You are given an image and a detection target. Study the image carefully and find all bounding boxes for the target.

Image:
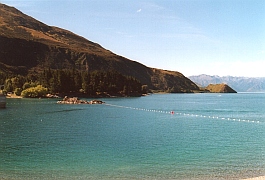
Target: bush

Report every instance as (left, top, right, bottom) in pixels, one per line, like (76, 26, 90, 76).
(14, 88, 22, 96)
(21, 85, 48, 98)
(22, 82, 31, 90)
(1, 89, 7, 95)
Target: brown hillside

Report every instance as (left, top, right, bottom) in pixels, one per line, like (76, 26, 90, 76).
(206, 83, 237, 93)
(0, 3, 199, 92)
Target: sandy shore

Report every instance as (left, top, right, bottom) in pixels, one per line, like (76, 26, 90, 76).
(6, 94, 22, 98)
(242, 176, 265, 180)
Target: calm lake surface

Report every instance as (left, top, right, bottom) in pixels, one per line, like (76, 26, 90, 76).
(1, 93, 265, 179)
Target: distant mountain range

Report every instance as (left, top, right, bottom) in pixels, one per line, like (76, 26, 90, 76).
(189, 74, 265, 92)
(0, 3, 199, 93)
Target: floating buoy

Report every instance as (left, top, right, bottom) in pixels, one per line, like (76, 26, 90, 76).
(104, 103, 262, 124)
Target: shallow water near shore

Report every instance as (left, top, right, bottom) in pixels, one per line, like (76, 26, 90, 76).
(1, 93, 265, 179)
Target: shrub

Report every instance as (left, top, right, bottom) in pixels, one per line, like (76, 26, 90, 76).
(21, 85, 48, 98)
(14, 88, 22, 96)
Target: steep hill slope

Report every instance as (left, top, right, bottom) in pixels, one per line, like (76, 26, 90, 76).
(0, 3, 199, 92)
(189, 74, 265, 92)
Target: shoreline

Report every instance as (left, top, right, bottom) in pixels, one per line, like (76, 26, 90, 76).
(242, 176, 265, 180)
(0, 175, 264, 180)
(4, 91, 144, 99)
(6, 95, 23, 98)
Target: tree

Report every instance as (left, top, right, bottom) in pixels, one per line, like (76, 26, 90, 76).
(0, 72, 7, 85)
(0, 69, 143, 97)
(14, 88, 22, 96)
(123, 85, 128, 95)
(4, 79, 13, 92)
(21, 85, 48, 98)
(11, 76, 25, 90)
(74, 71, 82, 91)
(23, 82, 31, 90)
(142, 85, 149, 94)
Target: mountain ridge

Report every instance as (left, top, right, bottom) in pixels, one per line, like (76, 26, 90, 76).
(189, 74, 265, 92)
(0, 3, 199, 93)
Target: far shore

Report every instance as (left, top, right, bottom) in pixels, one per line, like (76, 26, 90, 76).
(242, 176, 265, 180)
(4, 92, 144, 99)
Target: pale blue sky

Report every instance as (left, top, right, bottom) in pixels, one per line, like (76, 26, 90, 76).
(2, 0, 265, 77)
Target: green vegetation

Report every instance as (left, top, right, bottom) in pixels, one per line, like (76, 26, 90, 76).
(0, 70, 144, 97)
(21, 85, 48, 98)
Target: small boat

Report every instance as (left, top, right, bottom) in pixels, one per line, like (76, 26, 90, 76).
(0, 93, 6, 108)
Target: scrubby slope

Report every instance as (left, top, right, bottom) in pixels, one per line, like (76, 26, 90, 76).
(206, 83, 237, 93)
(0, 3, 199, 92)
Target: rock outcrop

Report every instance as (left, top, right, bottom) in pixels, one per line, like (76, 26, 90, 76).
(205, 83, 237, 93)
(57, 96, 104, 104)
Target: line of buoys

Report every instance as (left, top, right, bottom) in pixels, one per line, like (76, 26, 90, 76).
(6, 101, 262, 124)
(104, 103, 262, 124)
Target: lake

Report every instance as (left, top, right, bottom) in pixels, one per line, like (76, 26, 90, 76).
(1, 93, 265, 179)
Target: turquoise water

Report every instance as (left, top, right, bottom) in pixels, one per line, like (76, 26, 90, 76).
(1, 93, 265, 179)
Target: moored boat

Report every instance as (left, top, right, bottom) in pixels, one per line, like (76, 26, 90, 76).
(0, 93, 6, 108)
